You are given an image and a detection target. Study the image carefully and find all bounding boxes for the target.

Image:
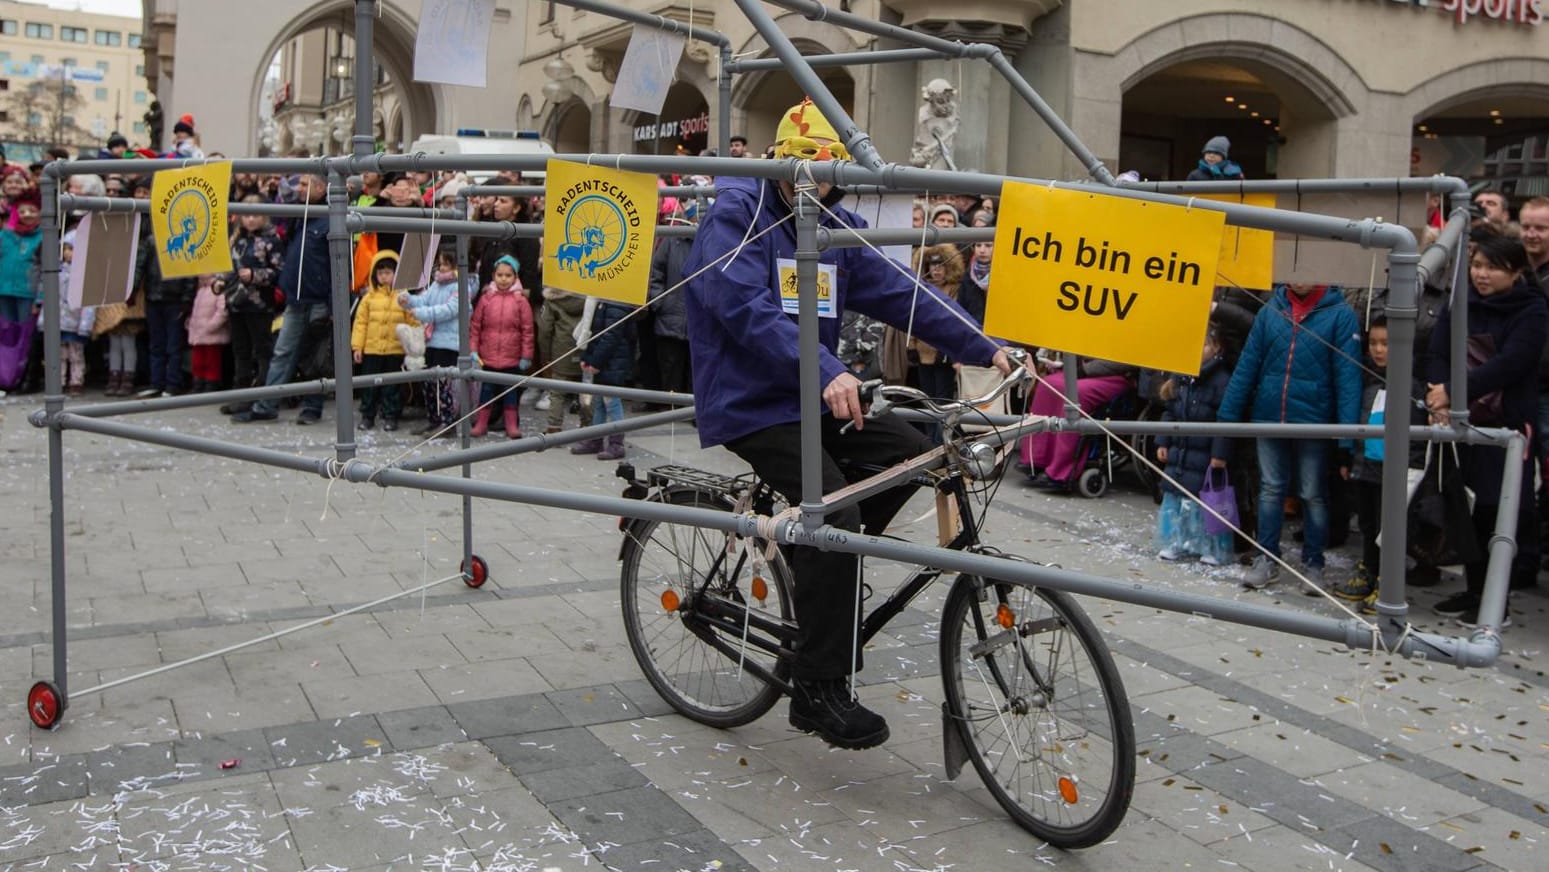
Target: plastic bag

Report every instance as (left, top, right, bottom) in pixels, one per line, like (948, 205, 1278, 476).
(1200, 466, 1239, 535)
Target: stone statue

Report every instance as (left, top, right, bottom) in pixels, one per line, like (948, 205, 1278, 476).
(910, 78, 959, 171)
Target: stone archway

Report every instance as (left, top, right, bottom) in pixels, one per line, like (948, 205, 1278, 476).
(245, 1, 442, 155)
(1087, 13, 1363, 179)
(1405, 59, 1549, 187)
(730, 14, 861, 154)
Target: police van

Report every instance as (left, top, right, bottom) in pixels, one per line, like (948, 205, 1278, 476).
(407, 129, 554, 181)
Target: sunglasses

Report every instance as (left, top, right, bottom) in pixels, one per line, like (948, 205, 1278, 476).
(775, 136, 850, 162)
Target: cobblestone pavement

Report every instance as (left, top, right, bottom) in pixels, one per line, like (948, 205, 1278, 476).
(1, 390, 1545, 871)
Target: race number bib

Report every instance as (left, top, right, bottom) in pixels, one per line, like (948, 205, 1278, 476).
(776, 258, 837, 318)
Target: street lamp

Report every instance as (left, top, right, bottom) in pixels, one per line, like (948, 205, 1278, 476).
(541, 55, 575, 145)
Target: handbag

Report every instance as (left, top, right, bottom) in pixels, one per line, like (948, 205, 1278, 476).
(0, 313, 37, 389)
(1199, 466, 1239, 535)
(1465, 334, 1505, 426)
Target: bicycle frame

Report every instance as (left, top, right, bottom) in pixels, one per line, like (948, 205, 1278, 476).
(642, 435, 1000, 695)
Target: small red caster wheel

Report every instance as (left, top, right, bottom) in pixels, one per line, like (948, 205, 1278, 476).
(461, 555, 489, 588)
(28, 681, 64, 730)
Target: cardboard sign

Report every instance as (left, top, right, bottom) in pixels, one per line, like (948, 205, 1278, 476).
(150, 162, 233, 279)
(68, 212, 139, 307)
(1200, 192, 1276, 291)
(611, 25, 684, 115)
(984, 183, 1223, 375)
(542, 160, 657, 304)
(396, 232, 441, 290)
(413, 0, 495, 88)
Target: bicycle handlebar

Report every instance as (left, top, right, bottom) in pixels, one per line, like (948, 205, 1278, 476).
(859, 347, 1030, 425)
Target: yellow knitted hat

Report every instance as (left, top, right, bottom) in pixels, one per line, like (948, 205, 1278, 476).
(773, 98, 848, 160)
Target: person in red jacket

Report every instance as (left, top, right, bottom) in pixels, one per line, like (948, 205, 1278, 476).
(469, 255, 535, 438)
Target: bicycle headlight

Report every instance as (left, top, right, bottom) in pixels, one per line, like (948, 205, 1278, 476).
(959, 442, 1000, 481)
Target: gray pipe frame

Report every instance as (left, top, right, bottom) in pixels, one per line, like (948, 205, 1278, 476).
(46, 156, 329, 179)
(58, 194, 460, 221)
(461, 185, 716, 199)
(351, 0, 375, 160)
(400, 407, 699, 474)
(39, 174, 69, 701)
(725, 47, 945, 73)
(314, 457, 1486, 667)
(1124, 176, 1472, 198)
(326, 172, 359, 460)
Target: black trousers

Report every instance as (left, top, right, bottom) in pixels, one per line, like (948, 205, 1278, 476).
(359, 353, 404, 417)
(726, 414, 932, 681)
(656, 337, 692, 396)
(1355, 479, 1381, 572)
(229, 311, 274, 389)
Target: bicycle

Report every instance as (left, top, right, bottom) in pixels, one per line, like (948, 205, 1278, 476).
(615, 363, 1137, 849)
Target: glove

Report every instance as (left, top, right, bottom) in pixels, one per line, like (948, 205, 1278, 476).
(518, 358, 532, 372)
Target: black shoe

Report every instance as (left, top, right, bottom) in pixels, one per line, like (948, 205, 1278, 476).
(358, 415, 376, 431)
(413, 421, 444, 436)
(788, 678, 889, 750)
(219, 401, 251, 415)
(231, 409, 278, 423)
(381, 417, 398, 432)
(1432, 592, 1477, 619)
(296, 411, 321, 425)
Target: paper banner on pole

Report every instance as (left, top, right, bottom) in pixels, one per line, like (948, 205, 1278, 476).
(542, 159, 656, 304)
(413, 0, 495, 88)
(846, 192, 916, 266)
(395, 233, 441, 290)
(610, 25, 684, 115)
(150, 162, 233, 279)
(68, 212, 140, 308)
(1199, 193, 1276, 291)
(984, 182, 1224, 375)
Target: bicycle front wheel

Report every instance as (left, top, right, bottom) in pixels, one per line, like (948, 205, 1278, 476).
(620, 491, 794, 728)
(940, 575, 1135, 848)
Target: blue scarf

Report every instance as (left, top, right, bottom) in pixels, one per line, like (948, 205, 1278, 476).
(1195, 158, 1243, 179)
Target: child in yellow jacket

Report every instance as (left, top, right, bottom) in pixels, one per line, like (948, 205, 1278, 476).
(350, 250, 418, 431)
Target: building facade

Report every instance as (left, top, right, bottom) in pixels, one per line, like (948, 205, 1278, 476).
(145, 2, 1547, 190)
(0, 0, 149, 159)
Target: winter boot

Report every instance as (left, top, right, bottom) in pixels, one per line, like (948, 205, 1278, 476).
(106, 370, 123, 396)
(503, 407, 521, 440)
(597, 434, 627, 461)
(570, 436, 604, 455)
(470, 406, 492, 437)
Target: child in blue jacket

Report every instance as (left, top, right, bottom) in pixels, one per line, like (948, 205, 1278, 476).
(1215, 284, 1362, 591)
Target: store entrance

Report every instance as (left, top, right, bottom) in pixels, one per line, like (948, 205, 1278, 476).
(1413, 93, 1549, 201)
(1120, 58, 1335, 182)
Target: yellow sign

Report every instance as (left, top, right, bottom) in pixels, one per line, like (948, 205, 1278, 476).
(542, 160, 657, 304)
(150, 162, 233, 278)
(984, 183, 1224, 375)
(1201, 193, 1276, 291)
(776, 259, 836, 318)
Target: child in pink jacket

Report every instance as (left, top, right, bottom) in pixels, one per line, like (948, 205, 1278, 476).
(469, 255, 534, 438)
(186, 274, 229, 393)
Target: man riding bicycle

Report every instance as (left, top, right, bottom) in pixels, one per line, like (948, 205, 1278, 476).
(683, 98, 1012, 749)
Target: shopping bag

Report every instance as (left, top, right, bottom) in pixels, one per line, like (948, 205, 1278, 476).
(0, 313, 37, 389)
(1199, 466, 1239, 535)
(957, 365, 1008, 434)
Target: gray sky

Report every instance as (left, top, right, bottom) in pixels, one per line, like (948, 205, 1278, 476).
(39, 0, 143, 19)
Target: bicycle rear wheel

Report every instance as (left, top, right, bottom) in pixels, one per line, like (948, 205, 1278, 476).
(620, 490, 794, 728)
(940, 575, 1135, 848)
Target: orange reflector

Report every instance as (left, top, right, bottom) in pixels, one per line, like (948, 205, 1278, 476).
(996, 604, 1015, 629)
(1058, 776, 1079, 804)
(751, 575, 768, 602)
(661, 589, 681, 612)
